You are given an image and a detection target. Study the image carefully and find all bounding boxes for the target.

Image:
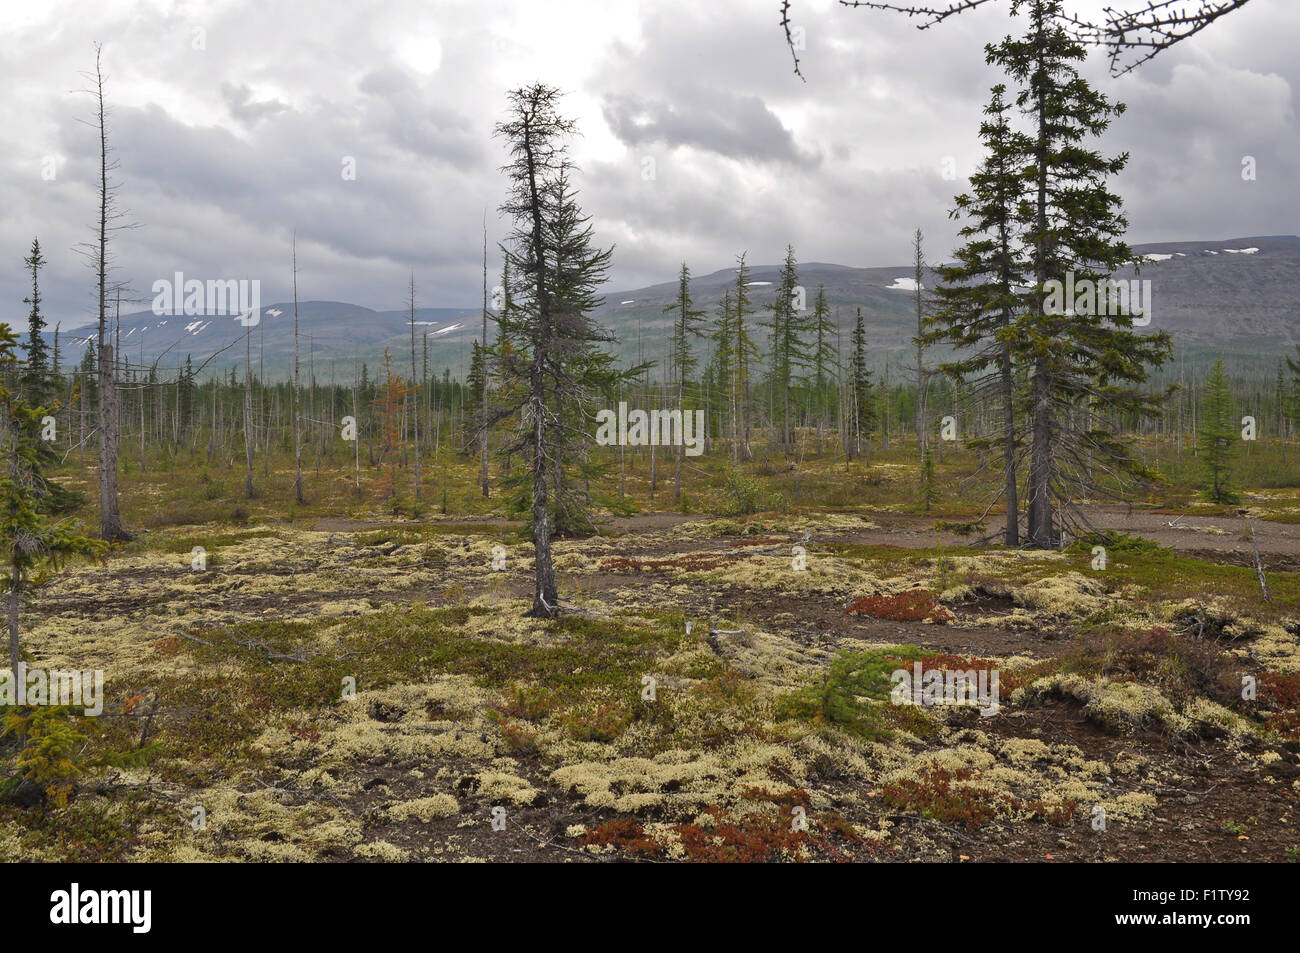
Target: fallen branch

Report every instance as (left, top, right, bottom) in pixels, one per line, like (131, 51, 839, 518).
(1245, 517, 1271, 604)
(176, 630, 312, 663)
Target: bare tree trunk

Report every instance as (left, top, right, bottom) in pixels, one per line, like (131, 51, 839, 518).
(913, 228, 927, 465)
(92, 46, 130, 541)
(1027, 364, 1054, 547)
(310, 336, 319, 477)
(352, 372, 361, 496)
(7, 575, 20, 687)
(244, 324, 255, 497)
(261, 316, 269, 479)
(675, 384, 683, 504)
(480, 220, 491, 498)
(1026, 74, 1053, 549)
(881, 359, 890, 451)
(408, 274, 421, 508)
(1000, 343, 1019, 546)
(292, 235, 304, 504)
(523, 127, 557, 618)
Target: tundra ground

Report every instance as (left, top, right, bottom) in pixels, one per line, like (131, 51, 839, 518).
(2, 442, 1297, 862)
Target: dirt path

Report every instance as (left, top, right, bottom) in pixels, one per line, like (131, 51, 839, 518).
(825, 505, 1300, 561)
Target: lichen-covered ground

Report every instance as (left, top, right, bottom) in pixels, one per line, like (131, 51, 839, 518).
(3, 503, 1298, 862)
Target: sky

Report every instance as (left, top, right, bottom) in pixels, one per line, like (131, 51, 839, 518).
(2, 0, 1296, 330)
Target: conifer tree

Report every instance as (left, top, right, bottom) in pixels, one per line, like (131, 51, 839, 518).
(1198, 357, 1238, 504)
(849, 307, 875, 459)
(0, 323, 102, 678)
(992, 0, 1172, 546)
(665, 262, 704, 502)
(928, 83, 1031, 545)
(21, 239, 52, 408)
(763, 245, 808, 457)
(911, 228, 930, 462)
(809, 285, 836, 455)
(709, 289, 735, 461)
(1286, 344, 1300, 436)
(491, 84, 630, 617)
(731, 253, 759, 463)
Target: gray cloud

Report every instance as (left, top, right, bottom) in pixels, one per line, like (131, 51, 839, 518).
(222, 83, 290, 125)
(601, 89, 814, 165)
(0, 0, 1295, 331)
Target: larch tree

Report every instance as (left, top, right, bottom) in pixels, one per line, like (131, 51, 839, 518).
(731, 253, 759, 463)
(491, 83, 626, 618)
(665, 262, 704, 502)
(709, 288, 736, 463)
(783, 0, 1254, 79)
(911, 228, 930, 462)
(243, 312, 255, 499)
(82, 44, 132, 541)
(291, 234, 304, 505)
(407, 273, 421, 508)
(479, 220, 491, 498)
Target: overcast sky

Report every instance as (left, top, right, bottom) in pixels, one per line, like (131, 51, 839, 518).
(3, 0, 1296, 330)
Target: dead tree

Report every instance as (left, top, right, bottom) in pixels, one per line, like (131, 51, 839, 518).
(80, 43, 133, 541)
(782, 0, 1254, 78)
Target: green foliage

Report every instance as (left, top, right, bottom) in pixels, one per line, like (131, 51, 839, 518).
(600, 492, 638, 518)
(1199, 357, 1240, 504)
(721, 470, 761, 516)
(983, 1, 1174, 544)
(21, 239, 53, 407)
(920, 448, 940, 511)
(849, 307, 875, 448)
(1067, 531, 1165, 556)
(0, 322, 105, 675)
(762, 245, 810, 456)
(2, 706, 87, 807)
(665, 261, 705, 395)
(776, 646, 928, 741)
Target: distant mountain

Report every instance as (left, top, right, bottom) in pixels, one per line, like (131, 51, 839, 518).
(53, 302, 484, 382)
(44, 235, 1300, 381)
(592, 235, 1300, 374)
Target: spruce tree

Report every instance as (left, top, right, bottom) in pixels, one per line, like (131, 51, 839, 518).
(991, 0, 1172, 546)
(731, 253, 759, 463)
(849, 307, 875, 459)
(1198, 358, 1238, 504)
(928, 83, 1032, 545)
(665, 262, 704, 502)
(0, 323, 102, 678)
(809, 285, 836, 455)
(21, 239, 52, 407)
(1286, 344, 1300, 436)
(710, 289, 736, 461)
(762, 245, 809, 458)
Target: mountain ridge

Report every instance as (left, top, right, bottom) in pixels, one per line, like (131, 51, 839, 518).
(38, 235, 1300, 380)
